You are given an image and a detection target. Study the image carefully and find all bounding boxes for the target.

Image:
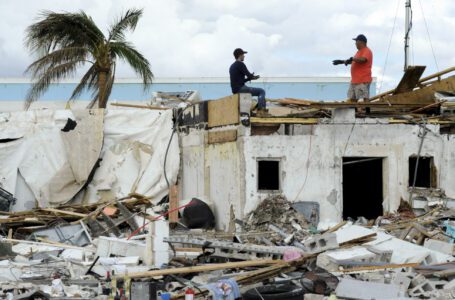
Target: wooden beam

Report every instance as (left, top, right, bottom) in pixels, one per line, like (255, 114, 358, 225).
(251, 117, 319, 124)
(168, 185, 179, 223)
(340, 262, 420, 273)
(110, 103, 170, 110)
(120, 259, 282, 279)
(40, 208, 87, 218)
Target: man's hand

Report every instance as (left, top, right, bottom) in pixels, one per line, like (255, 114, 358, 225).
(345, 57, 353, 65)
(332, 60, 345, 65)
(252, 74, 260, 80)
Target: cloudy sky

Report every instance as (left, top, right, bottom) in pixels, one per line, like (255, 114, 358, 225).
(0, 0, 454, 91)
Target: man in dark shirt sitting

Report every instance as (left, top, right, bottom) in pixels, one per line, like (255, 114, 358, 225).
(229, 48, 267, 115)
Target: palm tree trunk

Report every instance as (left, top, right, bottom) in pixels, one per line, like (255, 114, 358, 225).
(98, 71, 108, 108)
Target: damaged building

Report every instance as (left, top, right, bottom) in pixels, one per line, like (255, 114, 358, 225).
(179, 67, 455, 230)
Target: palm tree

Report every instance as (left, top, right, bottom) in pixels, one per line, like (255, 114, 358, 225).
(24, 9, 153, 109)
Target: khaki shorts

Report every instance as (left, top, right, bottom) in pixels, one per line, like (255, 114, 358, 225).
(348, 83, 370, 100)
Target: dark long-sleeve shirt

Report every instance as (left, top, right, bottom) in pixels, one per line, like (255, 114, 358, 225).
(229, 61, 254, 93)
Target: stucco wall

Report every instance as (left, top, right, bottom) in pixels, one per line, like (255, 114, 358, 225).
(179, 119, 455, 230)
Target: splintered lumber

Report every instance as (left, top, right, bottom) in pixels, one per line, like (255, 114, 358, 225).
(393, 66, 426, 94)
(250, 117, 319, 124)
(371, 66, 455, 101)
(3, 238, 96, 252)
(40, 208, 87, 218)
(340, 262, 421, 273)
(119, 259, 282, 279)
(410, 100, 447, 113)
(171, 253, 319, 299)
(434, 268, 455, 278)
(110, 103, 169, 110)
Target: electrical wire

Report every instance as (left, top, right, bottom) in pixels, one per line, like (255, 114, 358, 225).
(417, 0, 440, 72)
(379, 0, 401, 93)
(292, 125, 313, 202)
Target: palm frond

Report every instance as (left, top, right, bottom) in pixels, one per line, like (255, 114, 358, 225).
(108, 9, 143, 42)
(110, 41, 153, 88)
(25, 10, 104, 52)
(25, 61, 82, 109)
(69, 64, 98, 100)
(25, 47, 89, 78)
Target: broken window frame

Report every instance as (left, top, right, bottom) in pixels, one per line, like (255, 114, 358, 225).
(408, 156, 437, 189)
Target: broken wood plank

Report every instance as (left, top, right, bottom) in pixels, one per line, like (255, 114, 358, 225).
(340, 262, 420, 273)
(393, 66, 426, 94)
(4, 238, 96, 252)
(250, 117, 319, 124)
(110, 103, 170, 110)
(410, 100, 447, 114)
(207, 129, 237, 144)
(40, 208, 87, 218)
(121, 259, 282, 279)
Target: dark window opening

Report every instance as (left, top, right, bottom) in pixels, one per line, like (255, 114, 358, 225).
(258, 160, 280, 190)
(343, 157, 383, 220)
(409, 157, 435, 188)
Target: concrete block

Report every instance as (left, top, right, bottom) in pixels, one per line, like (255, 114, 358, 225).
(410, 274, 427, 287)
(444, 278, 455, 290)
(96, 237, 146, 260)
(331, 108, 355, 123)
(335, 278, 401, 300)
(424, 239, 453, 255)
(316, 246, 376, 272)
(367, 246, 393, 263)
(408, 280, 437, 298)
(239, 93, 253, 114)
(391, 273, 412, 294)
(153, 250, 170, 267)
(303, 232, 338, 253)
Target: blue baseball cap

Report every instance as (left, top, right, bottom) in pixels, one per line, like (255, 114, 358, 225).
(353, 34, 367, 43)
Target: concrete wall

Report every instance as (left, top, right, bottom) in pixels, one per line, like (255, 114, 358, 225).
(179, 113, 455, 230)
(180, 129, 244, 231)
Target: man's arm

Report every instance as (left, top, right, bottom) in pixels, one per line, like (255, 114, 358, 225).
(239, 62, 256, 82)
(353, 57, 367, 63)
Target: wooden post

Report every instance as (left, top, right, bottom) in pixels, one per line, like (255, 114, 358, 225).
(169, 185, 179, 224)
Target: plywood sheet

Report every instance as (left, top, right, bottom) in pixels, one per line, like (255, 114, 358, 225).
(208, 94, 239, 128)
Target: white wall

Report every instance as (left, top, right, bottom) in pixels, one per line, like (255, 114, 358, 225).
(179, 117, 455, 230)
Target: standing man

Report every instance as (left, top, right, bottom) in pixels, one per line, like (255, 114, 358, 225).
(229, 48, 268, 115)
(333, 34, 373, 112)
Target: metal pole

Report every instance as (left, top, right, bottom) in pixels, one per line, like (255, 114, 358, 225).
(404, 0, 411, 71)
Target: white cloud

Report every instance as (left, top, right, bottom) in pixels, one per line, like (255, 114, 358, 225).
(0, 0, 454, 92)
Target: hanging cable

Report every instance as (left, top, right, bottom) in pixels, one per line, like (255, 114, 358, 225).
(417, 0, 440, 72)
(379, 0, 400, 93)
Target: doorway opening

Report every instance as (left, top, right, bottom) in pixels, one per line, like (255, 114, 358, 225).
(342, 157, 383, 220)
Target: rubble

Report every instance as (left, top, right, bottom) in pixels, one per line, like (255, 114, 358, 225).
(1, 195, 455, 299)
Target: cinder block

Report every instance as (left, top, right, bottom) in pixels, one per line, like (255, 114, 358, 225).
(391, 273, 412, 295)
(316, 246, 376, 272)
(153, 250, 170, 267)
(408, 281, 436, 298)
(424, 239, 453, 255)
(96, 237, 146, 260)
(303, 232, 338, 253)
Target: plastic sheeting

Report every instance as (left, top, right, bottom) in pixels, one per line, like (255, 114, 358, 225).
(0, 109, 179, 208)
